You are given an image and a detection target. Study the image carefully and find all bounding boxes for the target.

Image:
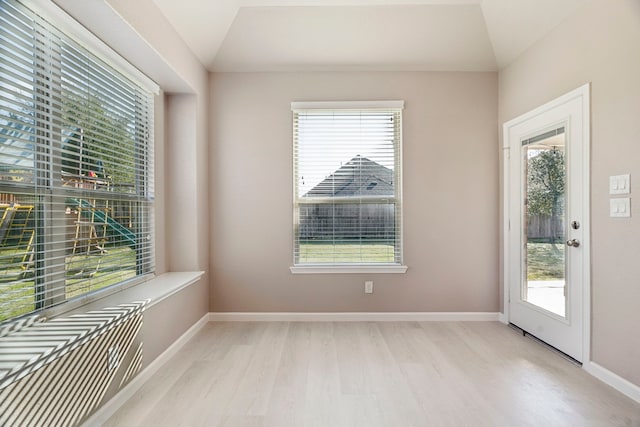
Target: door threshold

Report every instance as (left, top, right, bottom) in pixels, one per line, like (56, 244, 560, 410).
(509, 323, 582, 366)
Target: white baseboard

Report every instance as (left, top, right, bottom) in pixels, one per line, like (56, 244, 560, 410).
(584, 361, 640, 404)
(498, 312, 508, 324)
(208, 312, 500, 322)
(81, 312, 210, 427)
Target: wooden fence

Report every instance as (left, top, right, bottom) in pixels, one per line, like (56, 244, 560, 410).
(527, 214, 564, 240)
(299, 204, 395, 240)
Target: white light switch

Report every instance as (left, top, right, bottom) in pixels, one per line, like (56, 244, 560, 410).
(609, 174, 630, 195)
(610, 198, 631, 218)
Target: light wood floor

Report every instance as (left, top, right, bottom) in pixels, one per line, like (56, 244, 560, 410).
(104, 321, 640, 426)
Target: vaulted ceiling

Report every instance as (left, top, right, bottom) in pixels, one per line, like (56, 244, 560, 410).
(152, 0, 591, 72)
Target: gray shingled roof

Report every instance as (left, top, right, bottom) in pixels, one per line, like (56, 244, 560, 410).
(303, 155, 393, 198)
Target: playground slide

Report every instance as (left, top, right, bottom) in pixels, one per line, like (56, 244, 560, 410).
(65, 198, 136, 249)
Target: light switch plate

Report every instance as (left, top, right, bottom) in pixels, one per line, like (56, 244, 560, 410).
(610, 198, 631, 218)
(609, 174, 630, 195)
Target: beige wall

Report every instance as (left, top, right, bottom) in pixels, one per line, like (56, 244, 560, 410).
(499, 0, 640, 386)
(210, 71, 499, 312)
(57, 0, 210, 374)
(104, 0, 211, 277)
(103, 0, 210, 364)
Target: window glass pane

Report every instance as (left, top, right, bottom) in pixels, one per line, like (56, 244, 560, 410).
(63, 195, 140, 296)
(0, 111, 35, 185)
(293, 106, 402, 265)
(60, 39, 140, 191)
(0, 43, 36, 184)
(523, 131, 567, 317)
(296, 111, 396, 198)
(298, 202, 396, 263)
(0, 192, 36, 321)
(0, 0, 154, 324)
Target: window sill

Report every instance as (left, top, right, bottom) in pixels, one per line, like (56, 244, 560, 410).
(40, 271, 205, 321)
(69, 271, 205, 313)
(290, 265, 408, 274)
(0, 271, 204, 389)
(111, 271, 205, 308)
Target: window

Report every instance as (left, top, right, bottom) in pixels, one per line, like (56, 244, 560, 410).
(292, 101, 405, 271)
(0, 0, 155, 323)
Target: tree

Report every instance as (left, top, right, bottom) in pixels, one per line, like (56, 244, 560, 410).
(527, 148, 565, 244)
(62, 92, 137, 190)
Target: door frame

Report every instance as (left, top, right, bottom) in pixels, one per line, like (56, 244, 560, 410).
(502, 83, 591, 364)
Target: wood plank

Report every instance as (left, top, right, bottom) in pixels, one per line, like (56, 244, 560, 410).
(105, 322, 640, 426)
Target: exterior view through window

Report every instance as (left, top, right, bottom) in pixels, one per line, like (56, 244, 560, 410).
(292, 101, 403, 265)
(523, 128, 566, 316)
(0, 0, 155, 323)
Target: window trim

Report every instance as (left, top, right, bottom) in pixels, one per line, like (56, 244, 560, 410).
(290, 265, 408, 274)
(290, 100, 407, 273)
(291, 100, 405, 111)
(29, 0, 159, 95)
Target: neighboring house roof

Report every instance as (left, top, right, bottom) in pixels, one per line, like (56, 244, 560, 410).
(303, 155, 393, 198)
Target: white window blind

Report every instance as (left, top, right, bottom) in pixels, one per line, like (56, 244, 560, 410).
(0, 0, 155, 323)
(292, 101, 403, 266)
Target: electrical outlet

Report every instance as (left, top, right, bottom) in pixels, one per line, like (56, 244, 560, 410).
(107, 345, 120, 372)
(365, 281, 373, 294)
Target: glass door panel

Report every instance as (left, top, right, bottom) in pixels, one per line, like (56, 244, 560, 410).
(522, 129, 566, 317)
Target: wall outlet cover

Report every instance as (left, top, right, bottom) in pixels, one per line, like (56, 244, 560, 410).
(365, 281, 373, 294)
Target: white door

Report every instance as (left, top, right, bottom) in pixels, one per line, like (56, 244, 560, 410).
(503, 85, 590, 362)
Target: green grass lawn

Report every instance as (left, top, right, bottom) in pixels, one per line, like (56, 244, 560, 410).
(527, 242, 565, 280)
(299, 243, 395, 263)
(300, 242, 564, 278)
(0, 246, 136, 322)
(1, 242, 560, 322)
(0, 278, 35, 321)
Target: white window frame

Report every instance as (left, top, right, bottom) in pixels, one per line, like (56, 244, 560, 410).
(290, 101, 407, 274)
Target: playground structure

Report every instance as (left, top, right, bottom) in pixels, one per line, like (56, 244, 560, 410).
(0, 204, 35, 278)
(63, 172, 136, 251)
(0, 120, 142, 305)
(0, 176, 137, 280)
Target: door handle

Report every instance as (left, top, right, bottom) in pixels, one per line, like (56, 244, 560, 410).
(566, 239, 580, 248)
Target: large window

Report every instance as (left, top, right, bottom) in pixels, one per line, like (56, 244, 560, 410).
(0, 0, 155, 322)
(292, 101, 403, 268)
